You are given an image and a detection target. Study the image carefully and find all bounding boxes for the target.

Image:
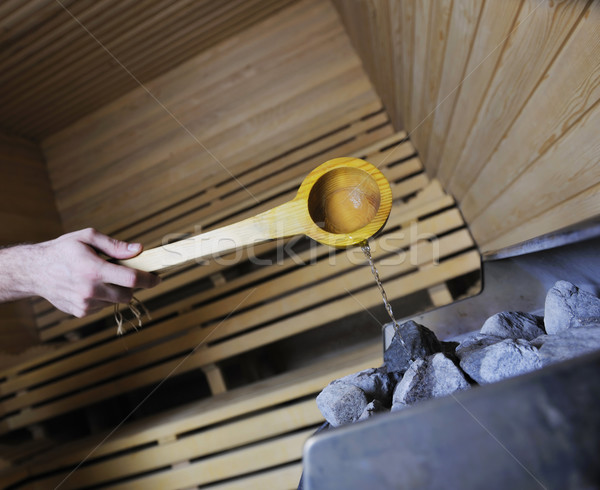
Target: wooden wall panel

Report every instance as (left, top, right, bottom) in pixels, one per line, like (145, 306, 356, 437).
(461, 4, 600, 226)
(411, 0, 452, 164)
(0, 0, 297, 139)
(0, 133, 62, 245)
(0, 132, 62, 353)
(42, 0, 382, 236)
(424, 0, 482, 173)
(446, 0, 587, 200)
(436, 0, 521, 185)
(408, 0, 431, 146)
(335, 0, 600, 255)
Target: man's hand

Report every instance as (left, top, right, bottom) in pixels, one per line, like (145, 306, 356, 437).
(0, 228, 161, 318)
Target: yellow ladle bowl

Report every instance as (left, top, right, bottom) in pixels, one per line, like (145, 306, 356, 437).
(120, 157, 392, 273)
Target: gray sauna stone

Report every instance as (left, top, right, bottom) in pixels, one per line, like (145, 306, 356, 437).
(384, 320, 442, 373)
(316, 382, 368, 427)
(391, 353, 470, 411)
(480, 311, 545, 341)
(459, 338, 541, 385)
(539, 327, 600, 366)
(544, 281, 600, 334)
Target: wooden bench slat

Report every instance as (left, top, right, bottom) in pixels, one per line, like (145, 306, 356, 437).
(30, 399, 321, 488)
(109, 428, 313, 490)
(35, 120, 398, 335)
(2, 342, 382, 487)
(2, 224, 469, 413)
(2, 249, 478, 431)
(35, 137, 417, 338)
(0, 196, 458, 399)
(0, 180, 452, 392)
(203, 463, 303, 490)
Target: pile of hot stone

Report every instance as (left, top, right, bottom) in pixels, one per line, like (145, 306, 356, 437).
(316, 280, 600, 427)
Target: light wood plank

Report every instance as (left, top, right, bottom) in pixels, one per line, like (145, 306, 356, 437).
(0, 0, 299, 138)
(425, 0, 483, 173)
(436, 0, 522, 184)
(408, 0, 432, 143)
(398, 0, 415, 129)
(108, 429, 313, 490)
(413, 0, 452, 165)
(2, 208, 465, 405)
(29, 399, 320, 488)
(204, 463, 303, 490)
(18, 342, 382, 478)
(480, 182, 600, 255)
(2, 250, 478, 431)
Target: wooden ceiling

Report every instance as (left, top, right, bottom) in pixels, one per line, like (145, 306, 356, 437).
(0, 0, 297, 140)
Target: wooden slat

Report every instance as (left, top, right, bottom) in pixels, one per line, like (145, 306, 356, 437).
(204, 463, 303, 490)
(337, 0, 599, 255)
(40, 1, 375, 234)
(407, 0, 431, 148)
(37, 163, 423, 344)
(33, 112, 392, 330)
(28, 399, 321, 488)
(108, 429, 312, 490)
(16, 187, 451, 391)
(2, 197, 461, 405)
(1, 249, 478, 432)
(1, 342, 382, 487)
(42, 1, 333, 167)
(18, 147, 451, 375)
(480, 182, 600, 256)
(435, 0, 522, 184)
(424, 0, 483, 173)
(398, 0, 415, 130)
(26, 0, 298, 137)
(412, 0, 452, 165)
(34, 118, 394, 335)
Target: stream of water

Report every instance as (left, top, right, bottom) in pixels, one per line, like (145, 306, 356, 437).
(361, 241, 410, 354)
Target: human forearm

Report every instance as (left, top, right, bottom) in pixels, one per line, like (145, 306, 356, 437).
(0, 229, 160, 317)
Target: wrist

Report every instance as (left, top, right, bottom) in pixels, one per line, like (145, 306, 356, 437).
(1, 243, 43, 298)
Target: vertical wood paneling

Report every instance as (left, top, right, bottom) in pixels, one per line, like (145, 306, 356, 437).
(425, 0, 483, 173)
(479, 182, 600, 255)
(413, 0, 452, 165)
(397, 0, 415, 129)
(408, 0, 432, 152)
(335, 0, 600, 254)
(436, 0, 522, 184)
(334, 0, 402, 127)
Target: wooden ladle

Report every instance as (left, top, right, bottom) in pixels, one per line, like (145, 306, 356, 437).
(119, 157, 392, 273)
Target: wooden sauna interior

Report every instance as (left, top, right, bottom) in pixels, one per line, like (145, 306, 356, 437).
(0, 0, 598, 487)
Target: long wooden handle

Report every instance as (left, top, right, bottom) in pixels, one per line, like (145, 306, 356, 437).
(118, 199, 308, 273)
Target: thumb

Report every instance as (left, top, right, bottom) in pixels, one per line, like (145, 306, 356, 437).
(79, 228, 143, 259)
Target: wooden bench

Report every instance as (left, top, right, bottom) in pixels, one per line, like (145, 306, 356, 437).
(0, 127, 480, 488)
(0, 341, 382, 489)
(0, 137, 479, 429)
